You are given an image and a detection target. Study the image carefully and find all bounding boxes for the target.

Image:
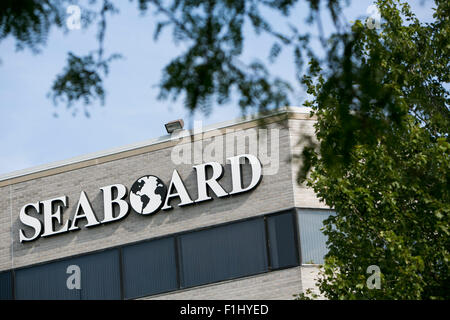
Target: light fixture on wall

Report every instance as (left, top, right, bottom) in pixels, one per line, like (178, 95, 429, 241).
(164, 119, 184, 134)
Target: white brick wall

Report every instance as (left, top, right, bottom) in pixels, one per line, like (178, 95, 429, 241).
(0, 186, 11, 271)
(1, 122, 298, 270)
(140, 266, 322, 300)
(288, 119, 329, 209)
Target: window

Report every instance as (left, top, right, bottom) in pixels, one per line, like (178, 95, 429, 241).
(8, 209, 307, 299)
(15, 249, 121, 300)
(267, 211, 299, 269)
(122, 237, 178, 299)
(297, 209, 334, 264)
(0, 271, 12, 300)
(178, 218, 268, 288)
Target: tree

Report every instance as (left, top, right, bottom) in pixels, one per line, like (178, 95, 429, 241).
(0, 0, 341, 114)
(1, 0, 448, 299)
(298, 0, 449, 299)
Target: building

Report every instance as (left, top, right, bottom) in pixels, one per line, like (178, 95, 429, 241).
(0, 107, 333, 300)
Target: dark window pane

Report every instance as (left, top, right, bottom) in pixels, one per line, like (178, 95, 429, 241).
(297, 209, 334, 264)
(15, 262, 80, 300)
(122, 237, 177, 299)
(76, 250, 121, 300)
(15, 249, 121, 300)
(178, 218, 268, 288)
(267, 212, 299, 269)
(0, 271, 13, 300)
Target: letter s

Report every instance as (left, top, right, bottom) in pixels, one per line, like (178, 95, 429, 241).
(19, 202, 42, 243)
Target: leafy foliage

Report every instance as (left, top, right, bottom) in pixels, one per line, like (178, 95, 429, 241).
(140, 0, 342, 114)
(0, 0, 342, 114)
(142, 0, 300, 115)
(49, 52, 121, 115)
(0, 0, 65, 53)
(48, 0, 120, 114)
(0, 0, 118, 113)
(300, 0, 449, 299)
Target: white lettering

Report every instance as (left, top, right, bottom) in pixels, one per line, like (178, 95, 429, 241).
(19, 202, 42, 242)
(69, 191, 100, 230)
(193, 161, 228, 202)
(41, 196, 70, 237)
(162, 169, 194, 210)
(100, 184, 129, 223)
(228, 154, 262, 195)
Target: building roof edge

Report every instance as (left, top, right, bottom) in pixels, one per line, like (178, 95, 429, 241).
(0, 106, 313, 184)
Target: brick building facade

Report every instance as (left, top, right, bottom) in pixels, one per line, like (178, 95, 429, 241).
(0, 107, 331, 300)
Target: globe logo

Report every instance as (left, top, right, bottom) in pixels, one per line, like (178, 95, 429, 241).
(129, 175, 167, 215)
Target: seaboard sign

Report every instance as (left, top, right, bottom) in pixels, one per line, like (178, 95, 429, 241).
(18, 154, 262, 243)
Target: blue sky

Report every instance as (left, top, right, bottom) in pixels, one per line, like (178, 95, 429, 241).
(0, 0, 435, 175)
